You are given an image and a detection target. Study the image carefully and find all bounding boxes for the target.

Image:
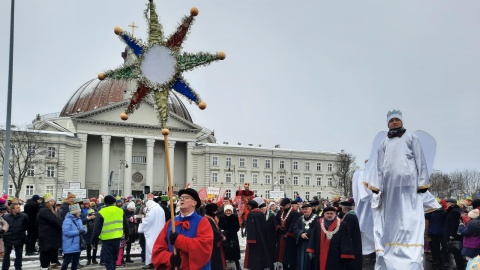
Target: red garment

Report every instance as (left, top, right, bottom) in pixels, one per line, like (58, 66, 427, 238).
(151, 218, 213, 269)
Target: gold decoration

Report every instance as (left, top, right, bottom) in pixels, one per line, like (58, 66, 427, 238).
(114, 26, 122, 35)
(190, 7, 199, 17)
(385, 243, 424, 248)
(120, 112, 129, 120)
(198, 101, 207, 110)
(161, 128, 169, 135)
(98, 73, 106, 80)
(217, 51, 226, 60)
(321, 217, 341, 240)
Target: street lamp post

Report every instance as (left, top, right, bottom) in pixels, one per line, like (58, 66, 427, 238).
(118, 160, 128, 196)
(3, 0, 16, 194)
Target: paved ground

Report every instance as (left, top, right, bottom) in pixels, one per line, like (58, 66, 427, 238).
(0, 240, 464, 269)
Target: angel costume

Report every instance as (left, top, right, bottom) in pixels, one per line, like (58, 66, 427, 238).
(138, 200, 165, 266)
(352, 169, 375, 255)
(364, 110, 440, 270)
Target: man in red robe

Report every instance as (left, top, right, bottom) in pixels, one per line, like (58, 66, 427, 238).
(152, 188, 213, 269)
(236, 183, 254, 235)
(306, 206, 355, 270)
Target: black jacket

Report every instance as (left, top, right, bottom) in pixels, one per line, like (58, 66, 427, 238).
(445, 205, 462, 241)
(23, 199, 40, 231)
(2, 212, 29, 246)
(37, 207, 63, 251)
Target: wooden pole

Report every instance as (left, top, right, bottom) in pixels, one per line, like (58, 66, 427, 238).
(162, 128, 178, 268)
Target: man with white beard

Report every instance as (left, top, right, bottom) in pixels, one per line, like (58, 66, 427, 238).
(138, 196, 165, 269)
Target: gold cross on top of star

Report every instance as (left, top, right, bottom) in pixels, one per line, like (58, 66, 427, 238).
(128, 22, 138, 37)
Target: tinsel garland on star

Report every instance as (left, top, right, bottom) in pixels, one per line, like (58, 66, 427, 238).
(97, 0, 225, 128)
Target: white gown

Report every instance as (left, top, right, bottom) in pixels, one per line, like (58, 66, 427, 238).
(138, 200, 165, 265)
(366, 131, 431, 270)
(352, 169, 375, 255)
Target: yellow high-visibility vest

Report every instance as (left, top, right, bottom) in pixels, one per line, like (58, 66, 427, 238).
(99, 206, 124, 240)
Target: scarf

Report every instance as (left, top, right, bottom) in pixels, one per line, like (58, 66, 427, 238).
(387, 127, 406, 138)
(324, 217, 334, 229)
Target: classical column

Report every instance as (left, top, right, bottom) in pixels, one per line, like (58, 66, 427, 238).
(101, 135, 111, 195)
(146, 139, 155, 191)
(77, 133, 88, 188)
(186, 142, 195, 186)
(124, 137, 134, 196)
(167, 140, 176, 186)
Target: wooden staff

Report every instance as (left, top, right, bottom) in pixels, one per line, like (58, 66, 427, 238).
(162, 128, 178, 268)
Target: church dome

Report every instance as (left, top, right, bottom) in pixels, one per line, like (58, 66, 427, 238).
(60, 78, 193, 122)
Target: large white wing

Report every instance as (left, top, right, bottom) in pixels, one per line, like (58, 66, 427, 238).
(413, 130, 436, 177)
(363, 131, 387, 187)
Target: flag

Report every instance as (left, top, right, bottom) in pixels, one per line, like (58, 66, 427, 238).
(197, 187, 207, 200)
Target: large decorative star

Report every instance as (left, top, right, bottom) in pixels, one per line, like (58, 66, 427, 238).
(98, 0, 225, 128)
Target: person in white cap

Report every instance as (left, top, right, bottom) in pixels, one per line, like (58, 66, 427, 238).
(363, 110, 432, 269)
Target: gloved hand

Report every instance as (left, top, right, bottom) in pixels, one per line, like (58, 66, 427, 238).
(417, 188, 428, 193)
(372, 189, 379, 194)
(280, 228, 287, 235)
(169, 232, 179, 245)
(170, 253, 182, 267)
(79, 229, 86, 235)
(308, 253, 313, 260)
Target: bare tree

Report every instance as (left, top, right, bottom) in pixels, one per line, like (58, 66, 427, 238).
(429, 172, 451, 198)
(0, 127, 48, 197)
(448, 169, 480, 199)
(330, 152, 357, 198)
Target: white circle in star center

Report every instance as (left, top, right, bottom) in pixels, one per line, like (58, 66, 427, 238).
(140, 45, 176, 85)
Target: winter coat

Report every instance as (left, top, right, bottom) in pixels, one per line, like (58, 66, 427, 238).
(124, 208, 137, 244)
(2, 212, 28, 246)
(37, 207, 63, 251)
(218, 214, 241, 261)
(23, 199, 40, 231)
(459, 218, 480, 258)
(62, 213, 84, 254)
(425, 209, 447, 236)
(445, 205, 463, 242)
(83, 217, 95, 245)
(0, 216, 9, 234)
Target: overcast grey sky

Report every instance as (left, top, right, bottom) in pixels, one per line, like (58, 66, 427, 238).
(1, 1, 479, 173)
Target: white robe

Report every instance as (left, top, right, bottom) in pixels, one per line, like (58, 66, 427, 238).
(367, 131, 429, 270)
(138, 200, 165, 265)
(352, 170, 375, 255)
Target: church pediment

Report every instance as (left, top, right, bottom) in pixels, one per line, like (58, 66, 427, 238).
(73, 100, 201, 130)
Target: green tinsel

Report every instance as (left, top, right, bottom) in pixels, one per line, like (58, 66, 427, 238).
(146, 0, 163, 45)
(178, 52, 218, 72)
(105, 63, 140, 80)
(154, 89, 169, 128)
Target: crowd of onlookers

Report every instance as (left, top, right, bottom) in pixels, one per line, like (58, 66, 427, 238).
(0, 192, 170, 270)
(425, 197, 480, 269)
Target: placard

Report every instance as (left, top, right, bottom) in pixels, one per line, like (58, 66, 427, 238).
(270, 191, 285, 199)
(68, 182, 81, 189)
(62, 188, 87, 199)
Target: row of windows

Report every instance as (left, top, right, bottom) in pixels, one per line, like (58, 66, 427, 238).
(14, 145, 57, 158)
(26, 165, 56, 177)
(211, 157, 333, 171)
(8, 184, 55, 197)
(220, 189, 323, 201)
(211, 172, 334, 186)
